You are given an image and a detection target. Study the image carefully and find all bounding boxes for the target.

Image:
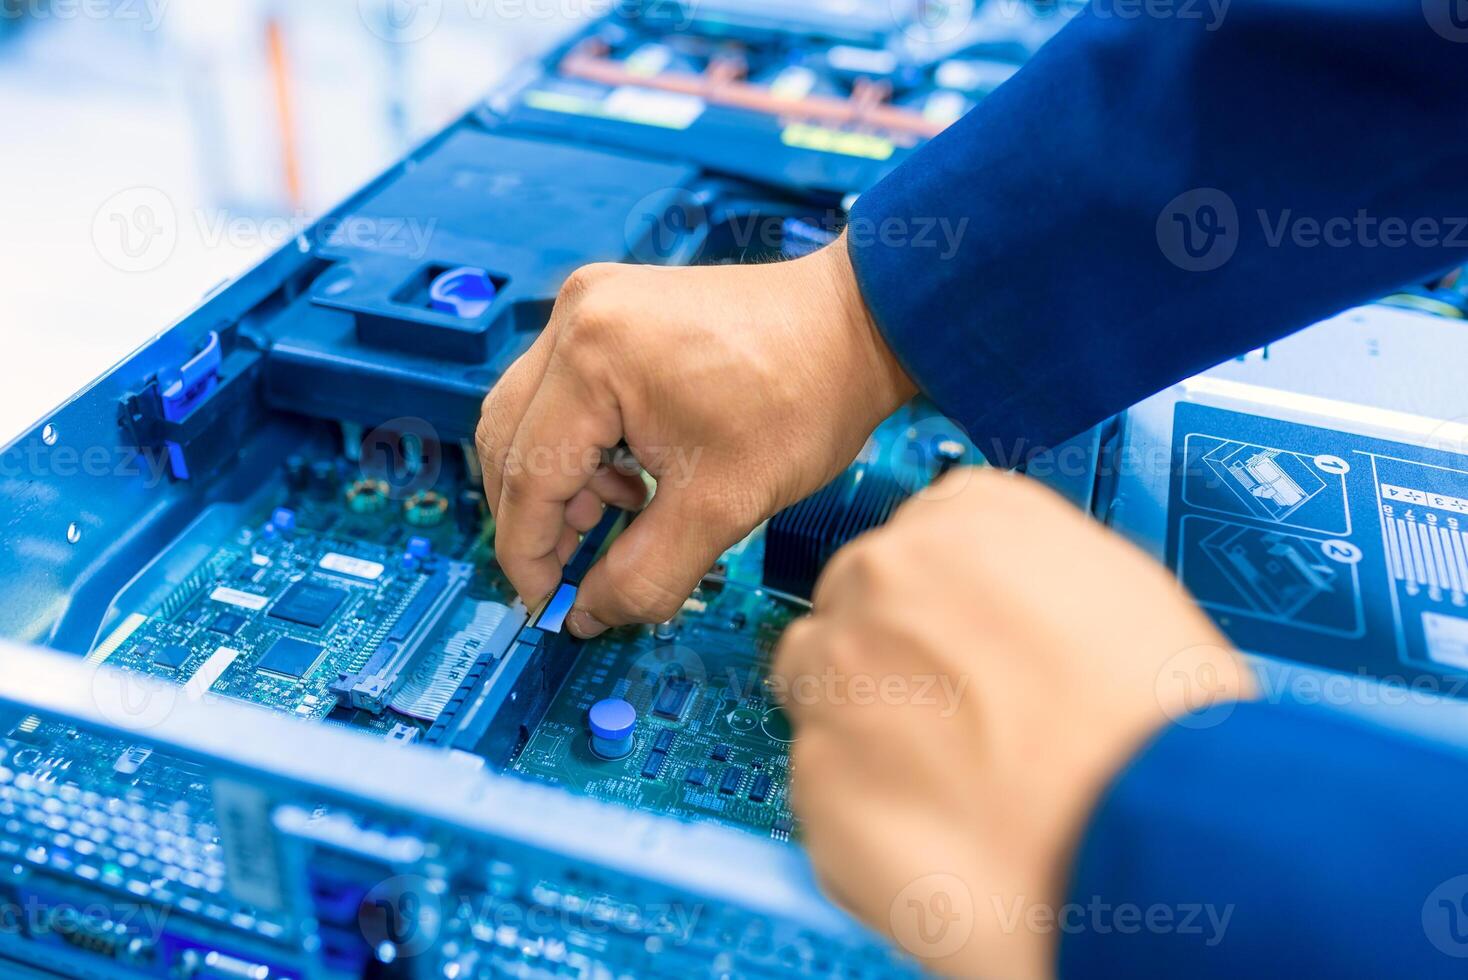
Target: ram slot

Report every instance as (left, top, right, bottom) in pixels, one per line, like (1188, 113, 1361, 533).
(330, 562, 473, 713)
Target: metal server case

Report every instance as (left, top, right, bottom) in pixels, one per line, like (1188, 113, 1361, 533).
(0, 3, 1081, 978)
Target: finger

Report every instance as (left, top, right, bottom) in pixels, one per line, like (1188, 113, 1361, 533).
(809, 528, 887, 613)
(495, 362, 623, 608)
(555, 525, 581, 566)
(770, 614, 819, 704)
(478, 327, 558, 521)
(565, 488, 605, 534)
(588, 464, 650, 511)
(566, 488, 747, 638)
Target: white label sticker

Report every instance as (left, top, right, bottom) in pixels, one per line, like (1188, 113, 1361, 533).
(604, 86, 705, 130)
(319, 553, 386, 581)
(185, 646, 241, 698)
(210, 587, 269, 611)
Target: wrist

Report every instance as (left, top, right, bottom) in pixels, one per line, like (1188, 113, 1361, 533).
(808, 232, 919, 419)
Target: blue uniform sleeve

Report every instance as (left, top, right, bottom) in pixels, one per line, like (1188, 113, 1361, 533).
(848, 0, 1468, 457)
(1058, 700, 1468, 978)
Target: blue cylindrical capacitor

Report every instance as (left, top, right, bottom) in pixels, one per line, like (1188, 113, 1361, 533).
(588, 698, 638, 760)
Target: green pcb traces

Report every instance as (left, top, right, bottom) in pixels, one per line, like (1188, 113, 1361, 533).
(511, 583, 804, 841)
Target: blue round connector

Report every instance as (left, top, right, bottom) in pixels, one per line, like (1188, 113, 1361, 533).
(588, 698, 637, 760)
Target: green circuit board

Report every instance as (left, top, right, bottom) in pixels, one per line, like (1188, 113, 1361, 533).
(85, 475, 513, 738)
(510, 573, 805, 841)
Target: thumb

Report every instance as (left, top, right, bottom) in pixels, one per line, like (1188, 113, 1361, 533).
(567, 488, 748, 638)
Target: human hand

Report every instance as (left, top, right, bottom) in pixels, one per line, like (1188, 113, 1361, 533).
(475, 235, 915, 637)
(772, 468, 1255, 978)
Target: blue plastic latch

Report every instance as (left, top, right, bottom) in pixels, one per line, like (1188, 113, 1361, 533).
(536, 583, 578, 634)
(159, 331, 223, 480)
(428, 267, 497, 319)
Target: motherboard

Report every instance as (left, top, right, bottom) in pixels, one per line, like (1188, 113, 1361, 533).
(0, 395, 971, 967)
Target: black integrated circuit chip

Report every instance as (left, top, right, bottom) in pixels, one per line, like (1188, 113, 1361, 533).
(269, 582, 347, 629)
(210, 613, 246, 636)
(718, 767, 745, 795)
(258, 637, 326, 679)
(652, 679, 694, 720)
(153, 644, 192, 670)
(641, 752, 666, 780)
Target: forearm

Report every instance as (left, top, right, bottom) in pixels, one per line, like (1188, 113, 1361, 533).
(1061, 700, 1468, 977)
(850, 0, 1468, 455)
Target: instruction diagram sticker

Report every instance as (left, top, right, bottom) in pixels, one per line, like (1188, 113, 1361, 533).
(1166, 402, 1468, 691)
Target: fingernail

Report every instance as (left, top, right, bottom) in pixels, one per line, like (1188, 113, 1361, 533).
(567, 608, 608, 639)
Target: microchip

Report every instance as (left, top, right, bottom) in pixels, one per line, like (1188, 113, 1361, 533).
(641, 751, 666, 780)
(652, 679, 694, 720)
(718, 767, 745, 795)
(153, 644, 192, 670)
(257, 637, 326, 680)
(269, 582, 346, 629)
(685, 766, 708, 787)
(210, 613, 246, 636)
(653, 729, 675, 752)
(773, 816, 795, 835)
(710, 743, 731, 762)
(749, 773, 773, 803)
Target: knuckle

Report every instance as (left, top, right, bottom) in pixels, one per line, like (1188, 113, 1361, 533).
(601, 555, 685, 623)
(772, 616, 815, 679)
(558, 263, 614, 302)
(821, 532, 895, 595)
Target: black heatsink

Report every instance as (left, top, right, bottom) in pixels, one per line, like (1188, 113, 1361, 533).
(762, 467, 909, 599)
